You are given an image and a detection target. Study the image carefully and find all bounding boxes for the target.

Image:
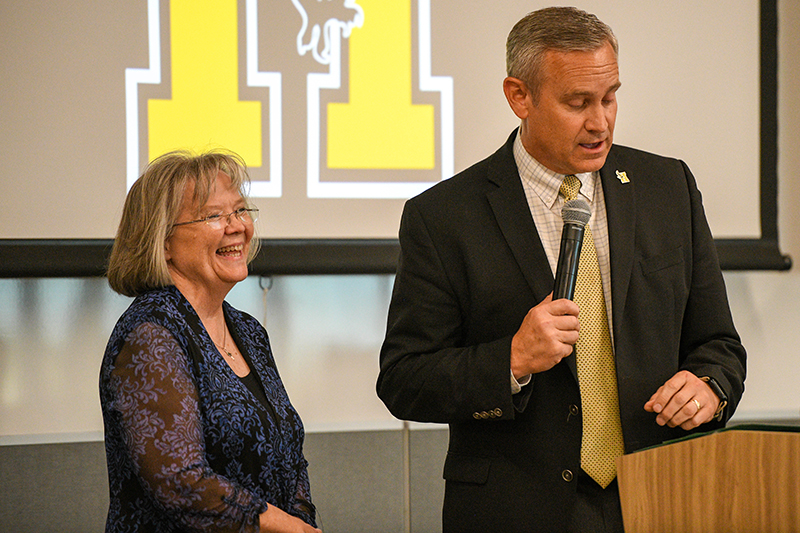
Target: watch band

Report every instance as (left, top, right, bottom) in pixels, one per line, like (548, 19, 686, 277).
(700, 376, 728, 421)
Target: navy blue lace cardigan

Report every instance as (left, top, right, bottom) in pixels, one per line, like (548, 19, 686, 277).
(99, 285, 316, 532)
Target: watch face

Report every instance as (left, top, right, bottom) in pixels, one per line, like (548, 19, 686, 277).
(704, 377, 727, 401)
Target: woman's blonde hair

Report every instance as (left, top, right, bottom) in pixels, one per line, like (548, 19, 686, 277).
(107, 149, 260, 297)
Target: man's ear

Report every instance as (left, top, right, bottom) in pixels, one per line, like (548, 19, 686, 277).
(503, 76, 532, 120)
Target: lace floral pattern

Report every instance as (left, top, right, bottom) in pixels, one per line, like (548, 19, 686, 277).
(100, 286, 316, 532)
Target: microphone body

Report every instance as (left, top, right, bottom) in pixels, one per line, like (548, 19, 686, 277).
(553, 199, 592, 300)
(553, 223, 585, 300)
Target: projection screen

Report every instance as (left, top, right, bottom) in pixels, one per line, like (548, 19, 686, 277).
(0, 0, 789, 275)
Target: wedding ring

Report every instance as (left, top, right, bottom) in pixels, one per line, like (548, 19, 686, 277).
(692, 399, 701, 411)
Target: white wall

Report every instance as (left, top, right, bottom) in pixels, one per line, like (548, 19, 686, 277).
(726, 0, 800, 421)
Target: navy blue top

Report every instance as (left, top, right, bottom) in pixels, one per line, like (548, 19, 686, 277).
(99, 285, 315, 532)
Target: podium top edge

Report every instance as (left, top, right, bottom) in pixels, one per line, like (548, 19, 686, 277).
(630, 423, 800, 455)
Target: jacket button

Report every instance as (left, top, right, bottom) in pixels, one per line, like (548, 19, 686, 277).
(569, 405, 579, 416)
(492, 408, 503, 418)
(473, 412, 481, 420)
(561, 470, 574, 482)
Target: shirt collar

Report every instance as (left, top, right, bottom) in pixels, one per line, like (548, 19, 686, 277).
(513, 130, 598, 207)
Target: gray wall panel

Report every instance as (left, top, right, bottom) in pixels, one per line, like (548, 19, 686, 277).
(0, 441, 108, 533)
(305, 430, 407, 533)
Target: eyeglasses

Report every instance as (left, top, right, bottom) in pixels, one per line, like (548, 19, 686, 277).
(172, 207, 259, 230)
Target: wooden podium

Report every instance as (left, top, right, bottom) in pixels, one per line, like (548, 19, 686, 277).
(617, 425, 800, 532)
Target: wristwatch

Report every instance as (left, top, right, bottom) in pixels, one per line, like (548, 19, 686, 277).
(700, 376, 728, 421)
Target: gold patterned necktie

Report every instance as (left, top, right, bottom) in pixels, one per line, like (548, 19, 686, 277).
(560, 175, 624, 488)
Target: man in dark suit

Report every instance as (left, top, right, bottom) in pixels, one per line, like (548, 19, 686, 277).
(377, 6, 746, 533)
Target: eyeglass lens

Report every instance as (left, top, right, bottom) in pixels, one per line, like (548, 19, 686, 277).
(206, 208, 259, 229)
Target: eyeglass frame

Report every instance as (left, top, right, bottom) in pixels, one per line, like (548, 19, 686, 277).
(172, 207, 259, 229)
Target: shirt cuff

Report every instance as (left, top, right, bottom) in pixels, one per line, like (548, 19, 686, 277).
(511, 370, 532, 394)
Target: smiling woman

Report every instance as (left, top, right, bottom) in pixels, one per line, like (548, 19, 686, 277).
(107, 151, 260, 298)
(100, 150, 321, 533)
(165, 170, 257, 308)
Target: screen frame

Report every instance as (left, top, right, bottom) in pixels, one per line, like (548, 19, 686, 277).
(0, 0, 790, 278)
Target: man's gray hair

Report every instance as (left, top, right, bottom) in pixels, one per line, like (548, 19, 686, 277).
(506, 7, 618, 101)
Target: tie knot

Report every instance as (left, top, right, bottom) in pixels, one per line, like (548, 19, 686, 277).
(560, 175, 582, 201)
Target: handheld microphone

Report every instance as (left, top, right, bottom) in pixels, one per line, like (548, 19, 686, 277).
(553, 199, 592, 300)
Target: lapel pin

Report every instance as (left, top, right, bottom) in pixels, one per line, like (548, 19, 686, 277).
(615, 170, 630, 183)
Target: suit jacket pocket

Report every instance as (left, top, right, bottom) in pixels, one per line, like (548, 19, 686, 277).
(639, 245, 684, 275)
(443, 453, 491, 485)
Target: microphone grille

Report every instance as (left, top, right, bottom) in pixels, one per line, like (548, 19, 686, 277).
(561, 198, 591, 226)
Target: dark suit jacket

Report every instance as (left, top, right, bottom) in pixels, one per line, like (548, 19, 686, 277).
(377, 130, 746, 532)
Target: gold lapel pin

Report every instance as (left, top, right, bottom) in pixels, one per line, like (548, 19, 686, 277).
(615, 170, 630, 183)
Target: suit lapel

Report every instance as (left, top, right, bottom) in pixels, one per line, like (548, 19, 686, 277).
(485, 133, 554, 303)
(600, 149, 636, 339)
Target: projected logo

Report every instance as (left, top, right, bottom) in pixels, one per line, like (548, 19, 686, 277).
(125, 0, 453, 199)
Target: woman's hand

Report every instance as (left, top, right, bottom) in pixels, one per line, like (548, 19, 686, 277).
(259, 505, 322, 533)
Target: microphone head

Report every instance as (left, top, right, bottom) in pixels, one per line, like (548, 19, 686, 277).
(561, 198, 591, 226)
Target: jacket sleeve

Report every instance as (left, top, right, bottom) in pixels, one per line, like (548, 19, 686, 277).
(677, 160, 747, 422)
(377, 200, 528, 424)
